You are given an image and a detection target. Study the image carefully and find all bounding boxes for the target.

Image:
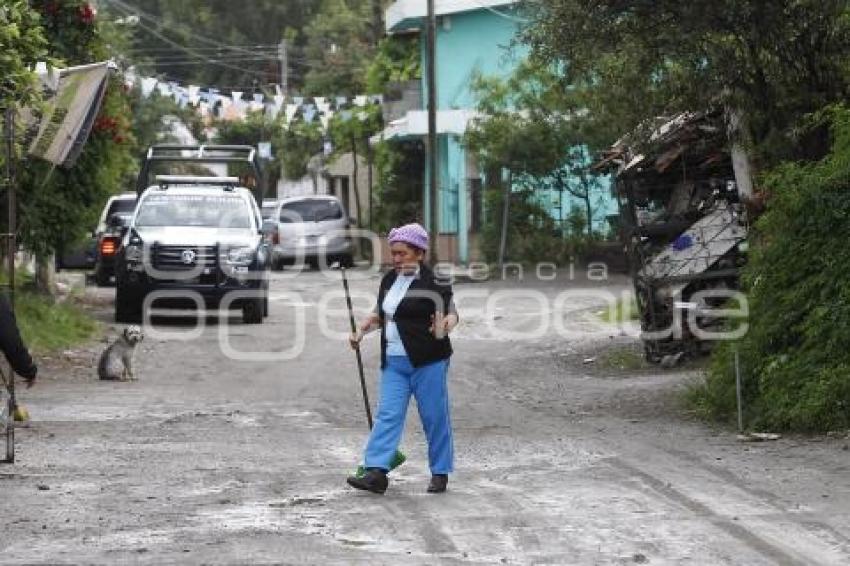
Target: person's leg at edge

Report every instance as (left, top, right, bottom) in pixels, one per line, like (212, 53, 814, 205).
(363, 356, 413, 472)
(412, 359, 454, 478)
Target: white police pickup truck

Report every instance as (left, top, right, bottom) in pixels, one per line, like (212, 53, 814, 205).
(114, 176, 271, 324)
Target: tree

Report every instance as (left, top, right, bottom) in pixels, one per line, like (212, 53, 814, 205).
(0, 1, 48, 111)
(370, 138, 425, 233)
(279, 119, 324, 181)
(365, 35, 420, 94)
(327, 105, 382, 227)
(213, 110, 283, 192)
(693, 106, 850, 431)
(128, 87, 206, 153)
(361, 33, 421, 232)
(522, 0, 850, 166)
(16, 1, 136, 291)
(466, 61, 608, 263)
(103, 0, 319, 91)
(301, 0, 377, 96)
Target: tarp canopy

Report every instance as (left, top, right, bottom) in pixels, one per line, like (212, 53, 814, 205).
(28, 61, 113, 167)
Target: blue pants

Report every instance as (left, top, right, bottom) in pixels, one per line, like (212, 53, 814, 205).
(364, 355, 454, 475)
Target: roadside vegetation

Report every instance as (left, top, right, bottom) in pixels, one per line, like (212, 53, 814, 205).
(599, 297, 639, 324)
(525, 1, 850, 432)
(689, 107, 850, 432)
(16, 292, 99, 354)
(0, 271, 98, 354)
(597, 346, 647, 372)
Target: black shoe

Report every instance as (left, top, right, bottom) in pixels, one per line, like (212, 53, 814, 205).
(347, 468, 388, 494)
(427, 474, 448, 493)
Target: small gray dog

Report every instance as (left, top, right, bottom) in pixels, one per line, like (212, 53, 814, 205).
(98, 326, 144, 381)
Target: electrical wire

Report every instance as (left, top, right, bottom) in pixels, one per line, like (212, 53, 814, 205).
(468, 0, 531, 24)
(124, 45, 280, 54)
(124, 48, 280, 59)
(136, 56, 317, 69)
(107, 2, 273, 78)
(135, 58, 279, 67)
(141, 69, 279, 92)
(131, 53, 280, 63)
(104, 0, 284, 59)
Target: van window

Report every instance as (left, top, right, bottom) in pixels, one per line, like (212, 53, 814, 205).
(279, 200, 343, 223)
(107, 197, 137, 218)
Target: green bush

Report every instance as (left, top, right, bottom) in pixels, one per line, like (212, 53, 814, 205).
(479, 186, 591, 265)
(691, 107, 850, 431)
(600, 297, 639, 323)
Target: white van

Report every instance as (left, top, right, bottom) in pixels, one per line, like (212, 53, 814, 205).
(266, 195, 354, 269)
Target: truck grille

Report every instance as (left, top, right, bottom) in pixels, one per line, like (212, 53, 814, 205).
(153, 245, 218, 271)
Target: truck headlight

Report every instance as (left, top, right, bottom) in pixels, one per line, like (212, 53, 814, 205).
(125, 244, 143, 263)
(224, 246, 255, 266)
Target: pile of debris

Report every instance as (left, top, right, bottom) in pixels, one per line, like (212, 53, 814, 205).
(595, 111, 750, 365)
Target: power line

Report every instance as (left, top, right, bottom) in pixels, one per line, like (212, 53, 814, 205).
(131, 53, 281, 63)
(135, 58, 280, 67)
(125, 47, 280, 57)
(108, 2, 272, 78)
(130, 53, 319, 69)
(142, 70, 278, 92)
(124, 45, 280, 53)
(104, 0, 282, 59)
(469, 1, 530, 23)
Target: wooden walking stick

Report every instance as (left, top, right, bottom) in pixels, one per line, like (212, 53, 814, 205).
(340, 266, 405, 476)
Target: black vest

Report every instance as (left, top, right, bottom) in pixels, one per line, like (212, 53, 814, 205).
(377, 263, 455, 369)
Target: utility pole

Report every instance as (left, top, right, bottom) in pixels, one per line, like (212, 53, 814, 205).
(371, 0, 384, 46)
(3, 107, 16, 464)
(367, 139, 374, 232)
(278, 39, 289, 97)
(3, 108, 15, 305)
(426, 0, 439, 265)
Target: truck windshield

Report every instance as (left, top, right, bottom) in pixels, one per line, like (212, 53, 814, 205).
(135, 194, 254, 229)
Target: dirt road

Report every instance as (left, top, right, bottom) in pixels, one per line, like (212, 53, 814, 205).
(1, 269, 848, 564)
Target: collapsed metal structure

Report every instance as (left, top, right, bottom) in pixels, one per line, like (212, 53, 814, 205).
(595, 111, 750, 363)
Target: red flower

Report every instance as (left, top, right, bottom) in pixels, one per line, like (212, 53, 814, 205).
(79, 3, 96, 25)
(94, 116, 119, 133)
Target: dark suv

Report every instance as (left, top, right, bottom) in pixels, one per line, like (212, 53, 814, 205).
(114, 176, 270, 324)
(93, 193, 138, 286)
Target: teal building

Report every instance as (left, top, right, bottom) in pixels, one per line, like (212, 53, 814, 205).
(379, 1, 615, 263)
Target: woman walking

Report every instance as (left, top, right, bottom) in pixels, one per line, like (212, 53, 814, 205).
(347, 223, 458, 494)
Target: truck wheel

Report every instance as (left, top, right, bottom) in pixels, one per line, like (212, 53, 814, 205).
(94, 266, 112, 287)
(242, 298, 264, 324)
